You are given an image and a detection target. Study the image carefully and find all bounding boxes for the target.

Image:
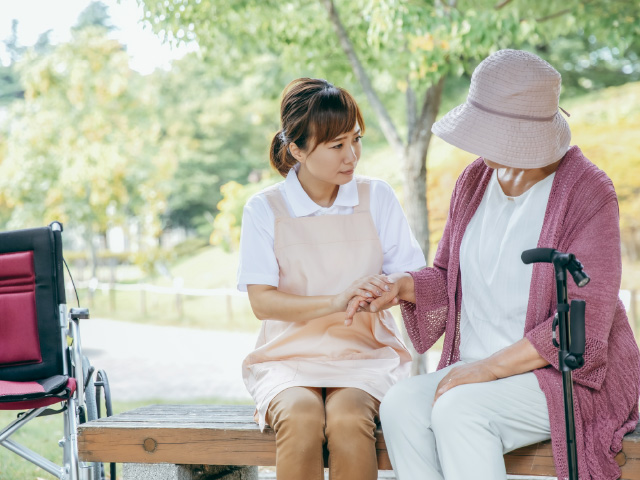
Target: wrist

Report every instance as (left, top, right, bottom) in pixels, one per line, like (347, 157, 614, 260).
(329, 294, 341, 315)
(482, 356, 508, 380)
(396, 273, 415, 303)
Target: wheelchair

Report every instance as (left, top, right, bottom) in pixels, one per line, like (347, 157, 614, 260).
(0, 222, 114, 480)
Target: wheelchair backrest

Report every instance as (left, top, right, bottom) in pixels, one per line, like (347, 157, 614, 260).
(0, 225, 66, 381)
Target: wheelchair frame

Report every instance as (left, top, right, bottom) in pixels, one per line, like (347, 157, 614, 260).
(0, 222, 110, 480)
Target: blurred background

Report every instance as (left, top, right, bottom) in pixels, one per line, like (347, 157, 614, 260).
(0, 1, 638, 477)
(1, 0, 638, 332)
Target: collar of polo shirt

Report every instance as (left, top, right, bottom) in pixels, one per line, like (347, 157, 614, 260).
(284, 164, 359, 217)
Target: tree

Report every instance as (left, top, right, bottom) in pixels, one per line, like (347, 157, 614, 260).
(0, 21, 55, 107)
(0, 27, 175, 276)
(137, 0, 638, 251)
(73, 1, 113, 32)
(0, 20, 26, 106)
(156, 54, 284, 234)
(138, 0, 639, 373)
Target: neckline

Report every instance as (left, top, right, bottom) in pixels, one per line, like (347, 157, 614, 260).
(492, 169, 556, 202)
(284, 166, 359, 217)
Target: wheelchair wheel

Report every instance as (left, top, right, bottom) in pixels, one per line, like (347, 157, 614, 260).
(82, 356, 104, 480)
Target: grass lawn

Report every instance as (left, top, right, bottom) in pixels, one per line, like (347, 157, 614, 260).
(0, 397, 251, 480)
(74, 247, 260, 331)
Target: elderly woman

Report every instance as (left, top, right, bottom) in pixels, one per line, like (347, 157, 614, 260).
(347, 49, 640, 480)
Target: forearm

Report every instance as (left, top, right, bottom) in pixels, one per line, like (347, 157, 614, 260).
(248, 286, 337, 322)
(483, 338, 549, 379)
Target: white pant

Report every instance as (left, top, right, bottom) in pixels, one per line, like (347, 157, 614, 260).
(380, 362, 551, 480)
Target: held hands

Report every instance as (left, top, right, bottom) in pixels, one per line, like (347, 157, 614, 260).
(333, 275, 396, 326)
(342, 273, 407, 326)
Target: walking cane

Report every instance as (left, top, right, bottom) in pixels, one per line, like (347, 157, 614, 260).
(522, 248, 589, 480)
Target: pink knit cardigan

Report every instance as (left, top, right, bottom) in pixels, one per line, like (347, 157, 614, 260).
(401, 146, 640, 479)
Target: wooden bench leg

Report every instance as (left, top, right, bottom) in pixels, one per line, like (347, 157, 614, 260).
(122, 464, 259, 480)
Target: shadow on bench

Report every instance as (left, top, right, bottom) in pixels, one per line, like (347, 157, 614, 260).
(78, 404, 640, 479)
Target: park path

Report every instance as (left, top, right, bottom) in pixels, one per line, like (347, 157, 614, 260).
(80, 318, 444, 403)
(81, 318, 256, 402)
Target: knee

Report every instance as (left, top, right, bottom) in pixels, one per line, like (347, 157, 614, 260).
(326, 391, 377, 440)
(380, 378, 424, 431)
(430, 388, 484, 437)
(272, 399, 325, 446)
(326, 408, 376, 441)
(281, 403, 324, 432)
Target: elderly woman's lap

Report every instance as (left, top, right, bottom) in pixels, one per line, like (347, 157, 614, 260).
(380, 363, 551, 480)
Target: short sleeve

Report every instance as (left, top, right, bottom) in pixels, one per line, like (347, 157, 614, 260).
(370, 180, 426, 274)
(236, 193, 280, 292)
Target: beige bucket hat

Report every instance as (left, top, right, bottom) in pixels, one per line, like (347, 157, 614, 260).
(432, 49, 571, 168)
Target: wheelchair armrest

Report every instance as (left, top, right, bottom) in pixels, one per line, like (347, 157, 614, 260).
(70, 308, 90, 320)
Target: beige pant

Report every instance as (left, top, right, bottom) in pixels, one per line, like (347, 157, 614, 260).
(266, 386, 380, 480)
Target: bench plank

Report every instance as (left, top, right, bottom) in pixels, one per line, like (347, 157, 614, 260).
(77, 404, 640, 478)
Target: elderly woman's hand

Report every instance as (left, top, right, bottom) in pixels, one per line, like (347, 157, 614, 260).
(345, 272, 416, 325)
(433, 361, 499, 405)
(336, 274, 395, 326)
(344, 273, 406, 325)
(433, 338, 549, 404)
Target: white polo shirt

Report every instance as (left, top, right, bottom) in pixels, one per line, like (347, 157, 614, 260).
(237, 166, 426, 291)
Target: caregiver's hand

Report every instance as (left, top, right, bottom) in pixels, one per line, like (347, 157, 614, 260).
(334, 275, 394, 325)
(345, 292, 399, 326)
(433, 361, 499, 405)
(344, 273, 408, 325)
(346, 272, 416, 322)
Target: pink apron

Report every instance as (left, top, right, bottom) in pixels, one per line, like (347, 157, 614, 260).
(242, 178, 411, 429)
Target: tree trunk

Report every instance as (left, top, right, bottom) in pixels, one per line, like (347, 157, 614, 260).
(404, 77, 446, 255)
(401, 77, 446, 375)
(85, 223, 98, 279)
(321, 0, 447, 375)
(321, 0, 404, 155)
(403, 144, 430, 258)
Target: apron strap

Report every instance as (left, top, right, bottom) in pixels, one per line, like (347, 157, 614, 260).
(354, 178, 371, 214)
(264, 185, 291, 219)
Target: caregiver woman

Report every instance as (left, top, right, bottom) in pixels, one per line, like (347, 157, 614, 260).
(349, 50, 640, 480)
(238, 78, 425, 480)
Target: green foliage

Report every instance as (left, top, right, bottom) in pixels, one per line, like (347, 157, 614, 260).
(0, 64, 23, 106)
(138, 0, 640, 258)
(0, 20, 28, 106)
(157, 53, 285, 233)
(73, 1, 113, 32)
(0, 27, 174, 244)
(563, 82, 640, 259)
(138, 0, 640, 119)
(2, 19, 53, 80)
(172, 236, 210, 259)
(211, 176, 278, 252)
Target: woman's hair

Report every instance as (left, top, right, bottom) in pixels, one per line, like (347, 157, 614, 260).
(270, 78, 366, 177)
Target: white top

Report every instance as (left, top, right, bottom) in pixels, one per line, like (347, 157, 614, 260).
(458, 169, 555, 362)
(237, 165, 426, 291)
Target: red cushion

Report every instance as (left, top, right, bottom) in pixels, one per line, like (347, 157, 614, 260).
(0, 251, 42, 366)
(0, 378, 76, 410)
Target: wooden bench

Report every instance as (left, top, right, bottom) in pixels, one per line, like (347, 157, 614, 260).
(77, 404, 640, 479)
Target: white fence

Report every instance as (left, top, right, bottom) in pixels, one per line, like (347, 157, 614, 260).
(68, 280, 247, 322)
(68, 281, 638, 329)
